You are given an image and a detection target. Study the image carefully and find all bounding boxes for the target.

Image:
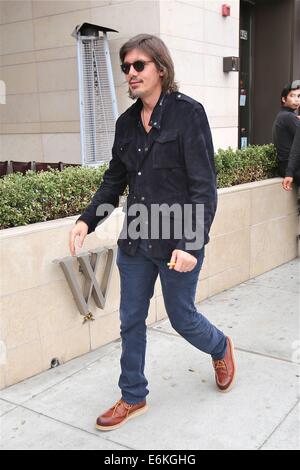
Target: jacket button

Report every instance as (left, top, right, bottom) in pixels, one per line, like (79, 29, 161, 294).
(138, 171, 142, 176)
(138, 148, 142, 152)
(128, 241, 132, 245)
(141, 196, 145, 201)
(148, 244, 152, 249)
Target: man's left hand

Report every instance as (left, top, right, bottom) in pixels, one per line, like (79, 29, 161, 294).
(168, 249, 198, 272)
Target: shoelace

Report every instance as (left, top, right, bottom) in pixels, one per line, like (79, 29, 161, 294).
(213, 360, 227, 371)
(112, 400, 133, 417)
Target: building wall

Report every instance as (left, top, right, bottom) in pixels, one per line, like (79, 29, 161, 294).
(159, 0, 239, 151)
(0, 0, 239, 165)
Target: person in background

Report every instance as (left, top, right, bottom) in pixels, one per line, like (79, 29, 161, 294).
(272, 80, 300, 189)
(282, 120, 300, 191)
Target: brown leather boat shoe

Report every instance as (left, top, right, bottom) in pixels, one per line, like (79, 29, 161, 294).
(212, 336, 237, 393)
(95, 399, 148, 431)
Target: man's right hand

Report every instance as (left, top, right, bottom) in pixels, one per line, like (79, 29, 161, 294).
(69, 221, 88, 256)
(282, 176, 293, 191)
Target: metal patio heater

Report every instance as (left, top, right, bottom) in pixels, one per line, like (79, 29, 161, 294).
(71, 23, 118, 166)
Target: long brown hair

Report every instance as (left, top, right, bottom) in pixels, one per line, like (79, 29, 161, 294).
(119, 34, 179, 97)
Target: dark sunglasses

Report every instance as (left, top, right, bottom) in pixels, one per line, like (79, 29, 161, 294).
(120, 60, 153, 75)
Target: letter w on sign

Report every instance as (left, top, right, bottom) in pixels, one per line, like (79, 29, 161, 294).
(53, 247, 116, 324)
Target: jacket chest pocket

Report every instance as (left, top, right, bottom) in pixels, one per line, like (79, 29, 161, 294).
(152, 130, 184, 169)
(116, 137, 136, 171)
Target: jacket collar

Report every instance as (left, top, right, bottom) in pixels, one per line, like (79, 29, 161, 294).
(130, 91, 169, 130)
(281, 106, 298, 113)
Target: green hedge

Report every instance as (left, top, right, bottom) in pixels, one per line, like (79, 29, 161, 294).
(0, 165, 108, 230)
(215, 143, 278, 188)
(0, 144, 278, 229)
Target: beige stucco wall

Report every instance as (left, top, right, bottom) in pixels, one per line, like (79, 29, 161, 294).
(0, 0, 239, 164)
(159, 0, 239, 151)
(0, 178, 298, 390)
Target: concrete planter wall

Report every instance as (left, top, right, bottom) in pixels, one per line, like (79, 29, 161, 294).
(0, 178, 298, 390)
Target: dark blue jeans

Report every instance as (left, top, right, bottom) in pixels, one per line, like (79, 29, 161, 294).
(116, 239, 227, 404)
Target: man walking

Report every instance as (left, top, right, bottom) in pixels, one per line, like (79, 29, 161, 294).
(69, 34, 236, 431)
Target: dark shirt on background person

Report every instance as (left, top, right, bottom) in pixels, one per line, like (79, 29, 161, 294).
(272, 107, 300, 176)
(287, 125, 300, 177)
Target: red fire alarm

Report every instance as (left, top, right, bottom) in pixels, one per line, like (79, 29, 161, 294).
(222, 4, 231, 17)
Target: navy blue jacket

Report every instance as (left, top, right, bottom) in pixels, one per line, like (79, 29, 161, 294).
(77, 91, 217, 259)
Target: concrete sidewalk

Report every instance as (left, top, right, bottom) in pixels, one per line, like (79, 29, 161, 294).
(1, 259, 299, 450)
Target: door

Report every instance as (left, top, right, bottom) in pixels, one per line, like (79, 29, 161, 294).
(239, 0, 254, 148)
